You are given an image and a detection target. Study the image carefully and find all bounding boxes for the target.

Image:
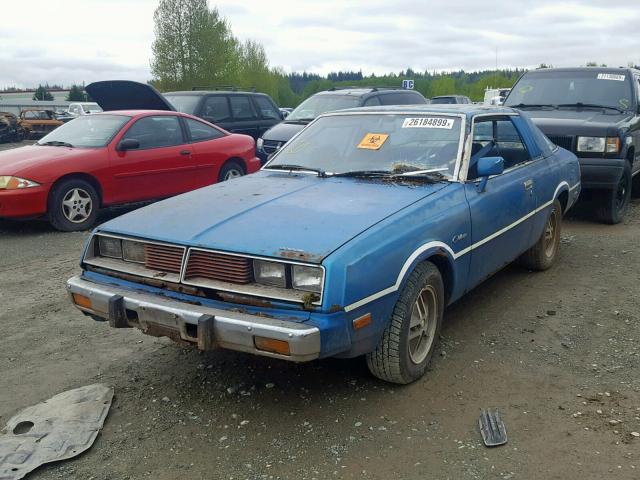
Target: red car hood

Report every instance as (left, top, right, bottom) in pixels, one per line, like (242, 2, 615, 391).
(0, 145, 100, 179)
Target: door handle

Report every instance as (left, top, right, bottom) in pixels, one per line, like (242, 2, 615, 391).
(523, 179, 534, 190)
(180, 150, 191, 156)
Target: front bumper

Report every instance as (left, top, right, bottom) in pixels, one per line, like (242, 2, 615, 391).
(66, 275, 321, 362)
(578, 157, 625, 189)
(0, 186, 49, 218)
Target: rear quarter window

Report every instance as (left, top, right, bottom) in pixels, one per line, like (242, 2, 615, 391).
(378, 92, 426, 105)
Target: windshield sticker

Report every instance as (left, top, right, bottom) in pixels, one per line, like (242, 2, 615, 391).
(619, 98, 630, 109)
(519, 85, 534, 94)
(357, 133, 389, 150)
(597, 73, 625, 81)
(402, 117, 454, 129)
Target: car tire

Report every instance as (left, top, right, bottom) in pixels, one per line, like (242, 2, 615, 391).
(48, 178, 99, 232)
(595, 161, 631, 224)
(218, 160, 245, 182)
(366, 261, 444, 384)
(519, 199, 562, 271)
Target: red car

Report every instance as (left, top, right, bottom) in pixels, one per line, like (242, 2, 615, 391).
(0, 97, 260, 231)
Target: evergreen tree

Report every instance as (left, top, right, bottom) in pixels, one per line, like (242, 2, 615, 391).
(32, 85, 53, 101)
(66, 84, 86, 101)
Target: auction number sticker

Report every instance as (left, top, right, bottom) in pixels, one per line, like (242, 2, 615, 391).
(402, 117, 454, 129)
(597, 73, 625, 81)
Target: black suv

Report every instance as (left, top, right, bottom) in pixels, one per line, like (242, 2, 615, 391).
(164, 89, 283, 140)
(257, 87, 427, 162)
(505, 67, 640, 223)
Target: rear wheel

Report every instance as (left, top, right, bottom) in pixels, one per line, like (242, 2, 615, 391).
(519, 199, 562, 271)
(48, 178, 99, 231)
(218, 160, 245, 182)
(595, 161, 631, 224)
(366, 261, 444, 384)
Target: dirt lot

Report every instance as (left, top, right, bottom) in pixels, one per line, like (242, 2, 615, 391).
(1, 139, 639, 479)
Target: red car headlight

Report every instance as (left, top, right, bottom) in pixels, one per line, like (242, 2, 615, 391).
(0, 176, 41, 190)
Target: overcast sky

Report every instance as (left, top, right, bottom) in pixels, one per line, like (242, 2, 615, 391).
(1, 0, 639, 88)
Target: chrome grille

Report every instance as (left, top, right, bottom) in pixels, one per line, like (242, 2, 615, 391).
(547, 135, 574, 152)
(184, 250, 253, 284)
(144, 244, 184, 274)
(262, 139, 282, 155)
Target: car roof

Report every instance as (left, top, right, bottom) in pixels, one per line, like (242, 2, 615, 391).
(165, 90, 269, 96)
(326, 104, 517, 119)
(90, 109, 181, 117)
(527, 66, 640, 74)
(312, 88, 421, 97)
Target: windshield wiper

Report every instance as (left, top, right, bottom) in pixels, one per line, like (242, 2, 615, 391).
(38, 140, 74, 147)
(331, 170, 391, 178)
(557, 103, 625, 113)
(509, 103, 558, 110)
(267, 164, 326, 177)
(396, 169, 448, 180)
(285, 118, 315, 124)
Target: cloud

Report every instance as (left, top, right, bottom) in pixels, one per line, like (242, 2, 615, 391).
(1, 0, 640, 87)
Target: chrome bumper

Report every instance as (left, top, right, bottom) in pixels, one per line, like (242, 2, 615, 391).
(66, 275, 321, 362)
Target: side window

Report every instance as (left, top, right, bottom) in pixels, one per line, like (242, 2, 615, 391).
(202, 96, 231, 123)
(122, 115, 184, 149)
(379, 92, 425, 105)
(185, 118, 225, 142)
(230, 95, 258, 120)
(70, 105, 79, 114)
(636, 77, 640, 104)
(253, 96, 280, 120)
(24, 111, 37, 119)
(363, 96, 381, 106)
(469, 117, 532, 178)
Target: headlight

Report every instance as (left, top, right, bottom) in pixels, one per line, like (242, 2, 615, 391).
(253, 260, 286, 288)
(0, 176, 41, 190)
(98, 236, 122, 259)
(577, 137, 605, 153)
(256, 138, 264, 151)
(122, 240, 145, 263)
(292, 265, 323, 293)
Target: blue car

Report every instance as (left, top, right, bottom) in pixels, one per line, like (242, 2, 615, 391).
(67, 105, 580, 384)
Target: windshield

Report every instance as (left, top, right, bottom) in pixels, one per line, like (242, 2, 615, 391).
(505, 70, 633, 111)
(286, 94, 362, 122)
(164, 94, 201, 114)
(267, 113, 462, 179)
(37, 114, 130, 148)
(431, 97, 456, 104)
(82, 103, 102, 113)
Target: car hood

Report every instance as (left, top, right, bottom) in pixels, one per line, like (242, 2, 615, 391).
(86, 80, 175, 112)
(0, 145, 97, 178)
(521, 109, 632, 136)
(98, 171, 448, 263)
(261, 121, 307, 143)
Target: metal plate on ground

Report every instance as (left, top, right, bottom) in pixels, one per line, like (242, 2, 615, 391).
(479, 408, 508, 447)
(0, 384, 113, 479)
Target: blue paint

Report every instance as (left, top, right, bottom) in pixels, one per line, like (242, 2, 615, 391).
(81, 105, 580, 360)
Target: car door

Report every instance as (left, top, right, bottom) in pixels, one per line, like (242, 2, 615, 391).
(109, 114, 196, 203)
(182, 116, 229, 187)
(464, 115, 538, 290)
(251, 95, 282, 137)
(632, 75, 640, 176)
(226, 94, 260, 139)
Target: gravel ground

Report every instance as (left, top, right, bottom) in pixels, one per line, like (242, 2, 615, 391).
(1, 139, 639, 479)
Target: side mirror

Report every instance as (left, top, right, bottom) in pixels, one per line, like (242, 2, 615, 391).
(117, 138, 140, 151)
(476, 156, 504, 193)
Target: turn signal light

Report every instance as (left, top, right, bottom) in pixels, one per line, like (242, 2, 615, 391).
(254, 336, 290, 355)
(353, 313, 372, 330)
(72, 293, 92, 309)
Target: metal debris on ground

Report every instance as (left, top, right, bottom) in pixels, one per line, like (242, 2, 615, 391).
(479, 408, 508, 447)
(0, 384, 113, 479)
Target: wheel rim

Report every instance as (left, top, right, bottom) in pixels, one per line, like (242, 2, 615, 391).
(615, 172, 629, 211)
(61, 188, 92, 223)
(543, 208, 558, 258)
(224, 168, 242, 181)
(408, 285, 438, 365)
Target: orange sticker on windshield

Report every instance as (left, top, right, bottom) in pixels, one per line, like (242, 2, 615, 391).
(357, 133, 389, 150)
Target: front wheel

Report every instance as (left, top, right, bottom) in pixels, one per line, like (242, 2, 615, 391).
(595, 161, 631, 224)
(218, 160, 245, 182)
(48, 178, 99, 231)
(366, 261, 444, 384)
(519, 199, 562, 271)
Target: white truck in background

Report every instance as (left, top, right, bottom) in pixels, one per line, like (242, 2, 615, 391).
(484, 87, 511, 106)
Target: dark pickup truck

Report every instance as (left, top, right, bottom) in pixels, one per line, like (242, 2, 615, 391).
(505, 67, 640, 223)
